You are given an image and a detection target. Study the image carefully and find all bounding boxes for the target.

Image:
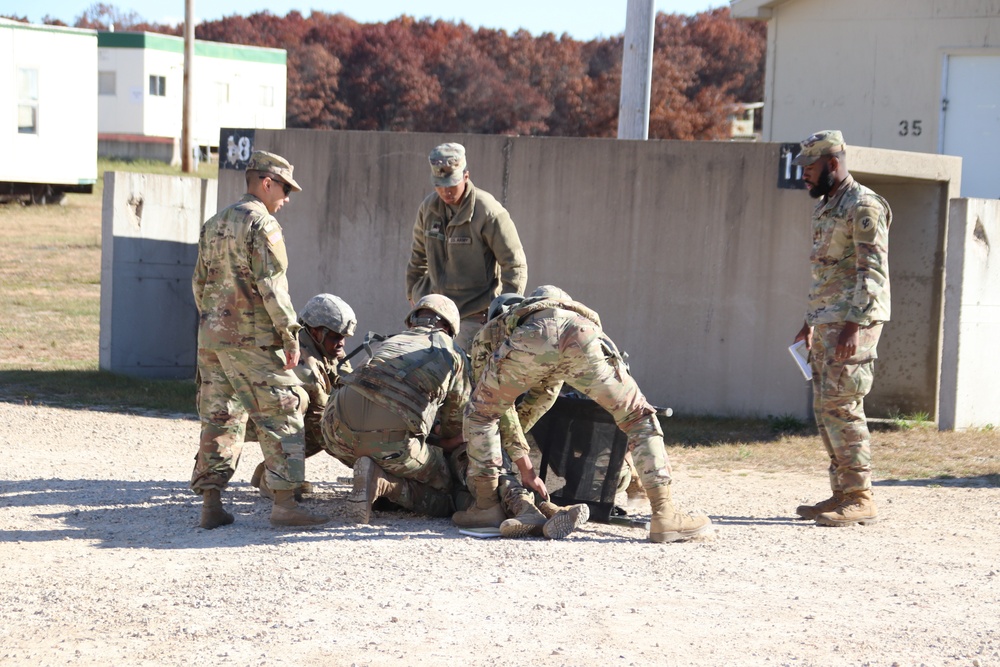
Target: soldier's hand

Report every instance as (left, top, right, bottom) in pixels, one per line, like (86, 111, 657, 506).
(835, 322, 860, 361)
(794, 322, 813, 350)
(283, 348, 300, 370)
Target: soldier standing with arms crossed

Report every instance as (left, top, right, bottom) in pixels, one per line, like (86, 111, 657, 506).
(791, 130, 892, 527)
(190, 150, 329, 530)
(405, 142, 528, 351)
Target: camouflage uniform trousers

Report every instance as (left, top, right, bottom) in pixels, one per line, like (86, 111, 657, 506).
(454, 311, 488, 352)
(191, 347, 307, 494)
(810, 322, 883, 493)
(465, 313, 671, 491)
(320, 385, 453, 494)
(448, 443, 536, 515)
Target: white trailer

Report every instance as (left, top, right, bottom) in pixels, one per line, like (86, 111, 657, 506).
(0, 19, 98, 204)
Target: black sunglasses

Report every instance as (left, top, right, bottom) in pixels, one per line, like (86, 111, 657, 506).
(260, 174, 291, 196)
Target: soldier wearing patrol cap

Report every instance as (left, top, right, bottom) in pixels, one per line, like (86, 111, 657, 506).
(190, 149, 330, 530)
(320, 294, 470, 524)
(405, 142, 528, 352)
(791, 130, 892, 527)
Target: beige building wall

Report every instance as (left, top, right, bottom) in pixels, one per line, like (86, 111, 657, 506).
(731, 0, 1000, 173)
(205, 130, 959, 422)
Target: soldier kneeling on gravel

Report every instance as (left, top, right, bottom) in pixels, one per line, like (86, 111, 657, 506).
(251, 293, 357, 501)
(462, 288, 712, 544)
(320, 294, 467, 524)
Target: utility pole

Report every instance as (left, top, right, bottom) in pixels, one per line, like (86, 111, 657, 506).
(617, 0, 655, 140)
(181, 0, 195, 172)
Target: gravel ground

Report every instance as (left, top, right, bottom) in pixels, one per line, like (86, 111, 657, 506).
(1, 401, 998, 667)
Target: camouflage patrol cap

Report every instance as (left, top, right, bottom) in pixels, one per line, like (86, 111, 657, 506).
(792, 130, 846, 167)
(246, 150, 303, 192)
(298, 293, 357, 337)
(428, 143, 467, 187)
(406, 294, 461, 337)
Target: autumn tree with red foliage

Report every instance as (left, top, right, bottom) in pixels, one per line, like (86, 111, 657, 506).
(50, 4, 764, 140)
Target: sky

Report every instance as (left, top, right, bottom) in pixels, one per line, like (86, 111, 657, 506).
(8, 1, 730, 41)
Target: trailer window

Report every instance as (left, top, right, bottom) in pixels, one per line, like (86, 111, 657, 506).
(99, 71, 116, 95)
(17, 68, 38, 134)
(149, 75, 166, 97)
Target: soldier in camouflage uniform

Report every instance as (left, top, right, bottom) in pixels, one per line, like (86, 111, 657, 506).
(250, 293, 357, 501)
(792, 130, 891, 527)
(320, 294, 468, 524)
(190, 150, 329, 529)
(452, 289, 590, 540)
(405, 142, 528, 351)
(462, 294, 712, 543)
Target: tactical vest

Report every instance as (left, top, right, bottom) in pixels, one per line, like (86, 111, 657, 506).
(344, 327, 461, 434)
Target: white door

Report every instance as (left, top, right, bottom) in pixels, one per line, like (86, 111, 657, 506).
(941, 54, 1000, 199)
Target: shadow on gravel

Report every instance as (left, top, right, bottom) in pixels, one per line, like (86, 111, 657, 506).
(0, 478, 654, 549)
(711, 515, 803, 526)
(875, 475, 1000, 488)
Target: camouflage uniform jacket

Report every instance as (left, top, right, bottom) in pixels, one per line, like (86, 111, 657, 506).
(342, 326, 470, 438)
(503, 298, 602, 338)
(469, 316, 531, 462)
(405, 180, 527, 318)
(192, 194, 300, 358)
(807, 176, 892, 326)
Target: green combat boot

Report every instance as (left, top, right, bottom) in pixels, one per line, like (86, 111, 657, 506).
(795, 491, 844, 520)
(499, 491, 548, 538)
(647, 484, 712, 543)
(452, 477, 506, 528)
(815, 489, 879, 527)
(538, 500, 590, 540)
(270, 489, 330, 528)
(200, 488, 234, 529)
(346, 457, 404, 524)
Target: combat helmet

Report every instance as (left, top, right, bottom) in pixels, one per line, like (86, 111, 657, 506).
(488, 293, 525, 321)
(298, 293, 357, 337)
(406, 294, 461, 337)
(529, 284, 571, 300)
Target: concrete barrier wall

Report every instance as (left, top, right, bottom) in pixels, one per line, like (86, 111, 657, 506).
(100, 171, 217, 379)
(939, 198, 1000, 430)
(204, 130, 960, 420)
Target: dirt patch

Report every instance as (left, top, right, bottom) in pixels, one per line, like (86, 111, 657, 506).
(1, 401, 997, 666)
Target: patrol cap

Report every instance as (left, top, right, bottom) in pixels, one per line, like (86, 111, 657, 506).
(428, 143, 467, 187)
(792, 130, 846, 167)
(246, 150, 303, 192)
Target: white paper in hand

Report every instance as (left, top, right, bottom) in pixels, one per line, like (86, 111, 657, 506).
(788, 340, 813, 381)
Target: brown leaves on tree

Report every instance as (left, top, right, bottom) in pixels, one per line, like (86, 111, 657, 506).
(59, 5, 764, 140)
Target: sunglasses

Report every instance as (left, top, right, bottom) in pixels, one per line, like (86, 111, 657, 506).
(260, 174, 291, 196)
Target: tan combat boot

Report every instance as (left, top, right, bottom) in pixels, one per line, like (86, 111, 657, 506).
(647, 484, 712, 543)
(346, 456, 405, 524)
(795, 491, 844, 520)
(452, 477, 506, 528)
(252, 462, 311, 502)
(815, 489, 878, 527)
(538, 500, 590, 540)
(270, 489, 331, 528)
(499, 491, 548, 538)
(200, 488, 234, 529)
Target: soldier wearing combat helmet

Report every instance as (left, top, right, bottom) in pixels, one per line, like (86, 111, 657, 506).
(320, 294, 470, 524)
(791, 130, 892, 527)
(250, 293, 358, 501)
(190, 149, 329, 530)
